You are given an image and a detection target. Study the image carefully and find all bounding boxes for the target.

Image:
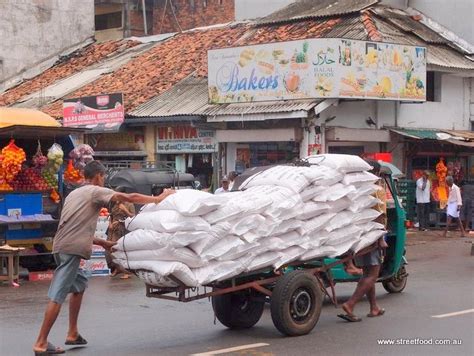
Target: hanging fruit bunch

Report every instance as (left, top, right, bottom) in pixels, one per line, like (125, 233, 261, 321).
(69, 144, 94, 170)
(50, 189, 61, 204)
(1, 139, 26, 182)
(64, 159, 84, 185)
(42, 143, 64, 190)
(11, 167, 49, 191)
(33, 141, 48, 170)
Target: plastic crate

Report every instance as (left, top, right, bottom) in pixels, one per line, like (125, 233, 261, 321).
(0, 193, 43, 216)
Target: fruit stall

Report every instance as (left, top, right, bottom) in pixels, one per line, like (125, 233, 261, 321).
(0, 108, 86, 270)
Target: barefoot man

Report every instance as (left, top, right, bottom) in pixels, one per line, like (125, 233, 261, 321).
(33, 161, 174, 355)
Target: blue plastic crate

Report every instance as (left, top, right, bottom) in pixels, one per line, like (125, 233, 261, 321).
(0, 193, 43, 216)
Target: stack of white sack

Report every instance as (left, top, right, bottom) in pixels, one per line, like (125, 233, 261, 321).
(113, 154, 387, 287)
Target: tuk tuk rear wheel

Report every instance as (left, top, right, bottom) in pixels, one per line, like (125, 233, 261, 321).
(382, 266, 408, 293)
(212, 290, 265, 329)
(270, 270, 323, 336)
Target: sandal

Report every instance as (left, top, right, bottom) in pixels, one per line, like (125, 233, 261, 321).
(367, 309, 385, 318)
(337, 313, 362, 322)
(65, 334, 88, 345)
(34, 342, 65, 355)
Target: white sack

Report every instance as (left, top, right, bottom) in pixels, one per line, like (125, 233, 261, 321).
(325, 225, 363, 246)
(114, 259, 198, 286)
(306, 154, 372, 173)
(228, 214, 266, 236)
(200, 235, 245, 261)
(210, 221, 232, 238)
(240, 166, 310, 193)
(304, 230, 330, 248)
(300, 184, 329, 202)
(353, 208, 382, 224)
(114, 230, 171, 251)
(307, 165, 344, 186)
(356, 221, 385, 233)
(113, 247, 206, 268)
(342, 171, 379, 186)
(217, 242, 260, 261)
(242, 215, 280, 242)
(349, 195, 380, 213)
(204, 191, 273, 224)
(300, 245, 338, 261)
(115, 230, 209, 251)
(328, 238, 360, 258)
(125, 210, 210, 233)
(140, 189, 225, 216)
(135, 270, 179, 288)
(326, 197, 352, 214)
(325, 211, 357, 232)
(246, 185, 303, 219)
(277, 231, 309, 249)
(296, 201, 330, 220)
(353, 229, 386, 252)
(271, 218, 303, 236)
(347, 183, 381, 201)
(300, 213, 337, 235)
(192, 259, 250, 285)
(313, 183, 356, 202)
(274, 246, 306, 269)
(246, 251, 283, 271)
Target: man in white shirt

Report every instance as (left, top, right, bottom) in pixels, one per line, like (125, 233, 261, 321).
(415, 171, 431, 231)
(443, 176, 466, 237)
(214, 175, 230, 194)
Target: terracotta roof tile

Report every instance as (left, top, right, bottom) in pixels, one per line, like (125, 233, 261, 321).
(361, 10, 382, 41)
(0, 40, 139, 106)
(41, 25, 248, 117)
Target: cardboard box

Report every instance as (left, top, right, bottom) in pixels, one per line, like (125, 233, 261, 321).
(29, 270, 54, 282)
(80, 257, 110, 276)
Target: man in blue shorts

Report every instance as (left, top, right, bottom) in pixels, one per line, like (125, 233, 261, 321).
(33, 161, 174, 355)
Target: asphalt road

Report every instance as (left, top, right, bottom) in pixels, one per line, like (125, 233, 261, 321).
(1, 232, 473, 356)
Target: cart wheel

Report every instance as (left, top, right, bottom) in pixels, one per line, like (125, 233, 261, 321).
(212, 290, 265, 329)
(270, 270, 323, 336)
(382, 266, 408, 293)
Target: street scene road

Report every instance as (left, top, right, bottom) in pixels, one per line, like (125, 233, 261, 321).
(1, 232, 472, 356)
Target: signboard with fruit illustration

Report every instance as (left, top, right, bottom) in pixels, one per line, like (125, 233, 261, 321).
(208, 38, 426, 103)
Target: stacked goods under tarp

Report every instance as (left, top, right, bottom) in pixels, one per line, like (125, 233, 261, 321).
(114, 154, 386, 287)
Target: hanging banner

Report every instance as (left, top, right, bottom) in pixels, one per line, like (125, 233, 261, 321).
(156, 125, 217, 153)
(63, 93, 124, 131)
(208, 38, 426, 103)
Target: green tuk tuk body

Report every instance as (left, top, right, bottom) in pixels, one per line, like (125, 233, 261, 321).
(311, 171, 408, 292)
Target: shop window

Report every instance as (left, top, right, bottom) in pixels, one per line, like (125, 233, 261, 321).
(95, 12, 122, 30)
(426, 71, 441, 102)
(328, 146, 364, 155)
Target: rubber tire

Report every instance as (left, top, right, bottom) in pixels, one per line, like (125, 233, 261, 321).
(212, 290, 265, 329)
(382, 266, 408, 293)
(270, 271, 323, 336)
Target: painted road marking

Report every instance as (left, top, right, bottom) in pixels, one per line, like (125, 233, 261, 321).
(191, 343, 270, 356)
(432, 309, 474, 318)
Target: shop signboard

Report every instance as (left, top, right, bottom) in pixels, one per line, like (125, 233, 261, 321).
(156, 125, 217, 153)
(208, 39, 426, 103)
(63, 93, 124, 131)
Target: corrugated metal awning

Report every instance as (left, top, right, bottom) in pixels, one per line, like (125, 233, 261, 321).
(128, 76, 209, 118)
(257, 0, 378, 25)
(389, 127, 474, 147)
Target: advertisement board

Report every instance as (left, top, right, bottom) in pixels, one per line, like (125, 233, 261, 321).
(208, 38, 426, 103)
(156, 125, 217, 153)
(63, 93, 124, 131)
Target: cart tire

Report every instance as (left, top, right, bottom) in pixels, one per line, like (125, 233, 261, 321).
(270, 270, 323, 336)
(382, 266, 408, 293)
(212, 290, 265, 329)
